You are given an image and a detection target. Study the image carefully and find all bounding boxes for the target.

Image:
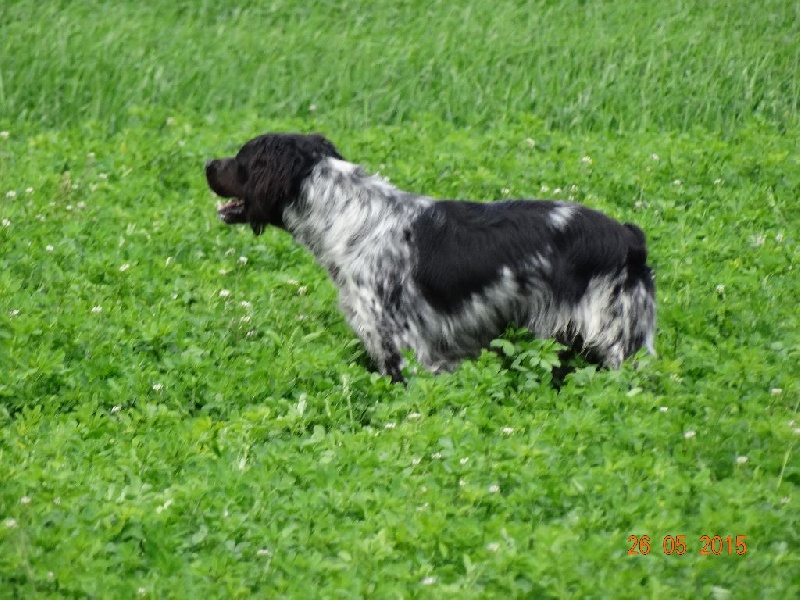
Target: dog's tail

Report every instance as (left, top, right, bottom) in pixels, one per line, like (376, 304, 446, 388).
(623, 222, 648, 268)
(622, 222, 656, 357)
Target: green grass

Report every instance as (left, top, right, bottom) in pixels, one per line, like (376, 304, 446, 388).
(2, 0, 799, 133)
(1, 1, 799, 598)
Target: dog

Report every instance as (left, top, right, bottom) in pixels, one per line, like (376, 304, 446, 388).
(205, 133, 656, 382)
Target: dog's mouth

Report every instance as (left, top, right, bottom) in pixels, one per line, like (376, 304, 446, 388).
(217, 198, 247, 224)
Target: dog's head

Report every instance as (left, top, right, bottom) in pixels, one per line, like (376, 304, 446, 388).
(205, 133, 343, 235)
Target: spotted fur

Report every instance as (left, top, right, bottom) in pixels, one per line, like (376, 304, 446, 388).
(206, 133, 656, 382)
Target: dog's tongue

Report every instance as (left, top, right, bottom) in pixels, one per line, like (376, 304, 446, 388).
(217, 198, 246, 222)
(218, 199, 243, 211)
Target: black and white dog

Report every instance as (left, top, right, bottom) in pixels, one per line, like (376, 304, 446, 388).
(206, 133, 655, 382)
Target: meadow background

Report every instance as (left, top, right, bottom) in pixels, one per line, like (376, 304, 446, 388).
(1, 0, 798, 597)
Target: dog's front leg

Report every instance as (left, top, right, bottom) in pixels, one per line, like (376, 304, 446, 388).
(339, 287, 406, 383)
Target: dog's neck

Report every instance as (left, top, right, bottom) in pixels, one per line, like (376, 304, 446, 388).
(282, 158, 431, 279)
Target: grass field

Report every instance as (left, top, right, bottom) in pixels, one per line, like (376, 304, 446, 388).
(1, 0, 799, 597)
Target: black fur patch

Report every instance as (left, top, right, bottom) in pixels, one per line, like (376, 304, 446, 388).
(412, 200, 643, 312)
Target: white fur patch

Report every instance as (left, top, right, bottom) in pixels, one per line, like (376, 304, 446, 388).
(549, 204, 576, 230)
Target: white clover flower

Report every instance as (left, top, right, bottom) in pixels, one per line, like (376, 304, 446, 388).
(257, 548, 273, 557)
(416, 502, 429, 511)
(715, 284, 725, 294)
(177, 140, 185, 147)
(87, 152, 96, 159)
(488, 484, 500, 493)
(553, 188, 562, 195)
(501, 187, 510, 195)
(155, 498, 173, 514)
(240, 315, 251, 323)
(76, 201, 86, 209)
(540, 184, 550, 193)
(165, 256, 174, 266)
(297, 286, 308, 296)
(238, 256, 248, 264)
(4, 518, 17, 528)
(6, 190, 17, 198)
(501, 427, 514, 435)
(650, 153, 660, 161)
(581, 156, 592, 165)
(119, 263, 130, 272)
(9, 309, 20, 316)
(53, 497, 60, 505)
(411, 457, 421, 466)
(138, 587, 147, 597)
(459, 479, 466, 487)
(659, 406, 669, 413)
(240, 300, 252, 309)
(713, 178, 724, 185)
(684, 430, 696, 439)
(46, 245, 54, 251)
(295, 314, 308, 321)
(459, 457, 469, 465)
(111, 406, 121, 414)
(525, 138, 536, 148)
(486, 542, 500, 552)
(66, 205, 73, 211)
(91, 306, 103, 314)
(673, 179, 682, 186)
(384, 422, 396, 430)
(70, 183, 78, 190)
(407, 412, 421, 420)
(0, 131, 9, 139)
(152, 383, 163, 392)
(166, 117, 176, 126)
(2, 218, 10, 227)
(751, 234, 766, 247)
(219, 289, 231, 297)
(99, 173, 108, 180)
(421, 576, 436, 586)
(430, 452, 442, 460)
(710, 586, 731, 599)
(771, 388, 783, 395)
(25, 187, 34, 194)
(736, 456, 748, 465)
(35, 214, 45, 221)
(287, 278, 299, 286)
(781, 497, 790, 505)
(20, 496, 31, 505)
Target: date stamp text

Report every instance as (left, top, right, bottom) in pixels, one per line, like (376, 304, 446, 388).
(627, 535, 747, 556)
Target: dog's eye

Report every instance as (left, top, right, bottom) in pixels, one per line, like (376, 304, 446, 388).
(237, 163, 249, 185)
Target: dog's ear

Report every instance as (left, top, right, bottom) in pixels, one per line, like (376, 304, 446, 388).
(307, 134, 344, 161)
(246, 134, 343, 235)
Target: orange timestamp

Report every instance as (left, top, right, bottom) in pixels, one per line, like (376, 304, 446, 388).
(627, 535, 747, 556)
